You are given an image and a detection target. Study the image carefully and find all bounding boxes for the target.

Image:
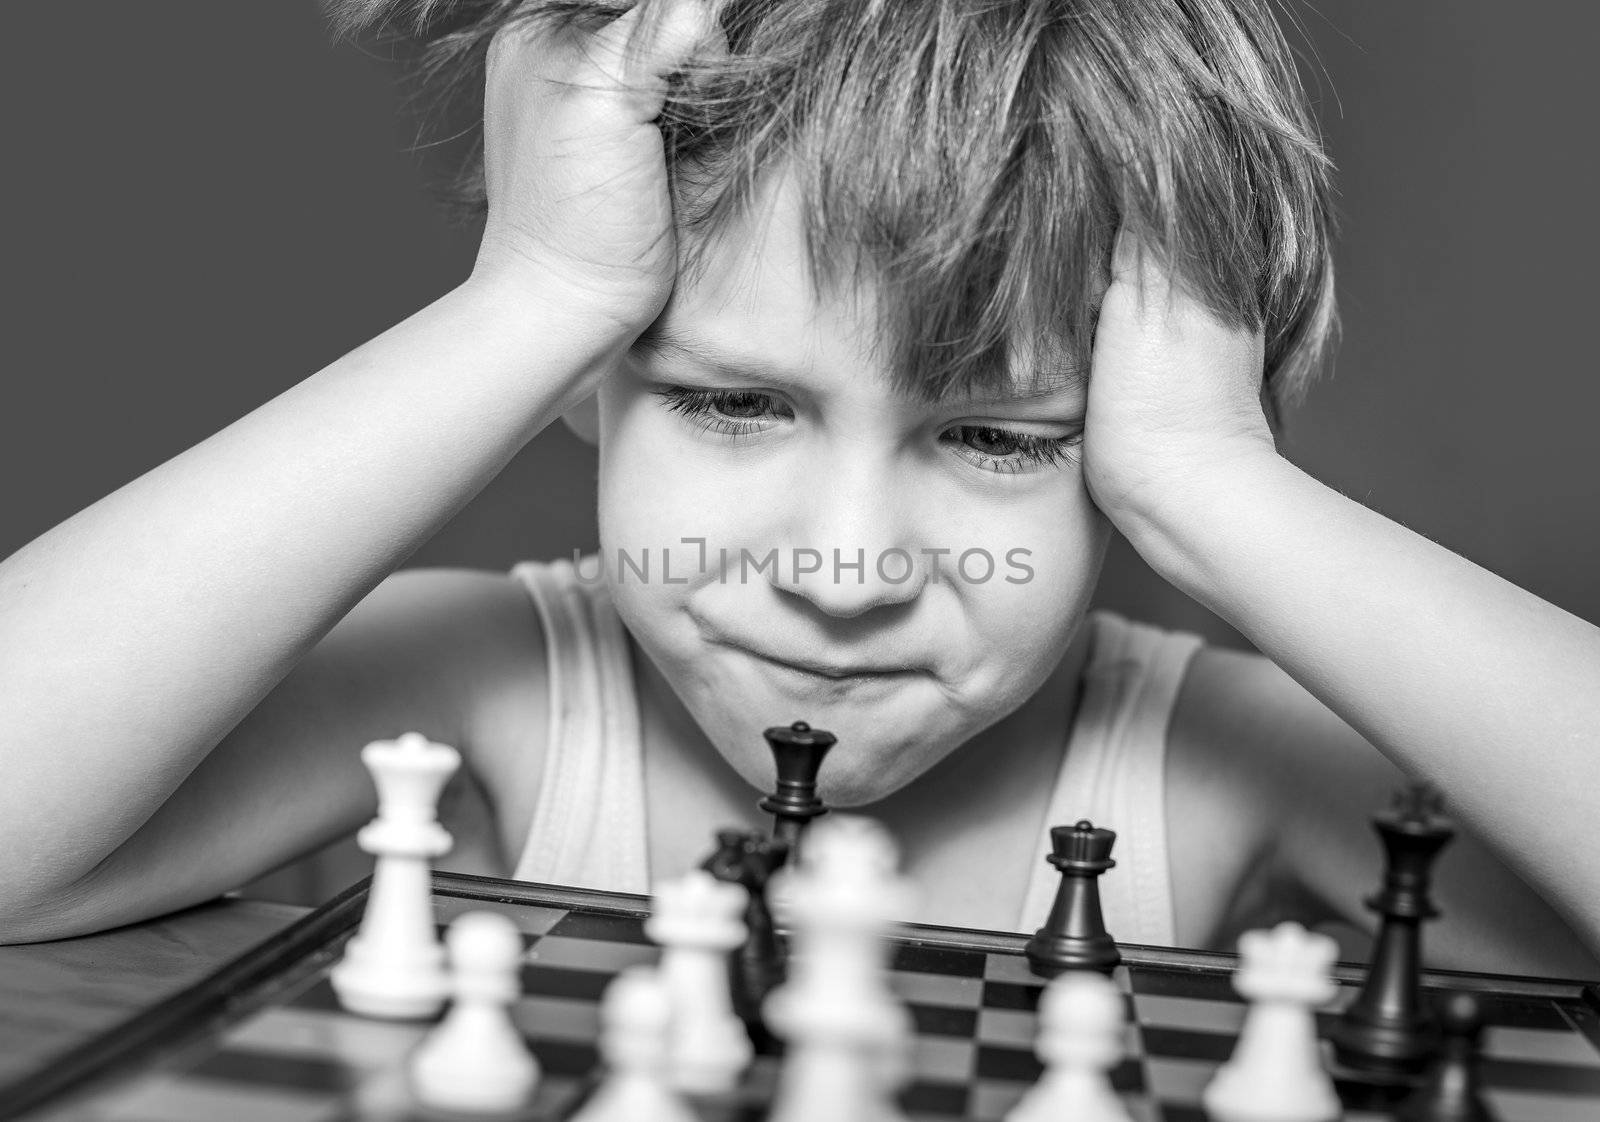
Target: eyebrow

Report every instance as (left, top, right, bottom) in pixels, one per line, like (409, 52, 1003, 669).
(635, 324, 1088, 403)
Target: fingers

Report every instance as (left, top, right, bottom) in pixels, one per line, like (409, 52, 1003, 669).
(611, 0, 726, 81)
(485, 1, 724, 117)
(1097, 229, 1266, 392)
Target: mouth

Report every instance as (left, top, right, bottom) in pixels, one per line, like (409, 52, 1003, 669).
(714, 637, 926, 685)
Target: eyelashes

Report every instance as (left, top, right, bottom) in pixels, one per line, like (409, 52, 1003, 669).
(650, 385, 1082, 474)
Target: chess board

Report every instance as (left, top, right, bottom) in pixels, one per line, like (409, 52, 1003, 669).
(11, 873, 1600, 1122)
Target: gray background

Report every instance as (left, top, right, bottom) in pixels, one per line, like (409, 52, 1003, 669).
(4, 3, 1596, 646)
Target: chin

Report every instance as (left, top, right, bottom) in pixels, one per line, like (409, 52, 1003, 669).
(708, 709, 953, 809)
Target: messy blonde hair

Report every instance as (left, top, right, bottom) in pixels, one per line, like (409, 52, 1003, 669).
(332, 0, 1337, 406)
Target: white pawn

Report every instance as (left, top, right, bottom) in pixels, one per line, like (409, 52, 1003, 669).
(331, 732, 459, 1019)
(569, 967, 698, 1122)
(645, 870, 754, 1094)
(1203, 921, 1342, 1122)
(410, 911, 540, 1113)
(1004, 973, 1133, 1122)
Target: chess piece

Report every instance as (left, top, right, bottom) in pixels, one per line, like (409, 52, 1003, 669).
(1396, 992, 1498, 1122)
(765, 816, 915, 1122)
(568, 967, 699, 1122)
(646, 869, 754, 1094)
(330, 732, 458, 1019)
(1025, 820, 1121, 977)
(700, 828, 790, 1050)
(1328, 783, 1455, 1077)
(1004, 972, 1134, 1122)
(410, 911, 539, 1113)
(1202, 921, 1341, 1122)
(759, 721, 835, 865)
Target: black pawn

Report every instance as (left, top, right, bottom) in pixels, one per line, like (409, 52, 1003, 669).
(1025, 820, 1121, 977)
(758, 721, 835, 866)
(1396, 992, 1497, 1122)
(700, 828, 790, 1052)
(1328, 783, 1455, 1078)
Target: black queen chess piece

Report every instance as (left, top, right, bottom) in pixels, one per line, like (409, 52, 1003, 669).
(1025, 820, 1122, 977)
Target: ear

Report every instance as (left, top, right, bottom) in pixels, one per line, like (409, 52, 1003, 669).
(561, 392, 600, 446)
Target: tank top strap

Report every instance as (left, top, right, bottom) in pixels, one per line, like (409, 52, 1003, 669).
(508, 557, 650, 894)
(1016, 611, 1204, 944)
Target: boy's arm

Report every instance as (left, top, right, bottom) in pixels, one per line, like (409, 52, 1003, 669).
(1175, 647, 1600, 978)
(1088, 242, 1600, 957)
(0, 5, 717, 930)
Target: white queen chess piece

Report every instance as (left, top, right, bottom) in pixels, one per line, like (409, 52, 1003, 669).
(330, 731, 459, 1019)
(1203, 921, 1342, 1122)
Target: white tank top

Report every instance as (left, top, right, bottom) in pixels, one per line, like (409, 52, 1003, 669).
(509, 557, 1202, 944)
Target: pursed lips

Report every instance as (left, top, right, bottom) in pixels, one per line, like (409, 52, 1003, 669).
(707, 633, 925, 680)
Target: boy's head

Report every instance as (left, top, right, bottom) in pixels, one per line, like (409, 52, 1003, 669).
(338, 0, 1336, 804)
(338, 0, 1337, 409)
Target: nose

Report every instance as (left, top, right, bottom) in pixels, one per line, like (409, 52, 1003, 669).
(769, 450, 927, 619)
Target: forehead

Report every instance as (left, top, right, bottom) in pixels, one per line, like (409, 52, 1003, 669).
(649, 174, 1084, 402)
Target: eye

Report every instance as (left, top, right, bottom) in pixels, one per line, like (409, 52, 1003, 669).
(944, 424, 1081, 475)
(652, 386, 791, 438)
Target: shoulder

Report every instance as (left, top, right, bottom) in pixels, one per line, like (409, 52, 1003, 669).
(1161, 642, 1393, 947)
(350, 567, 550, 807)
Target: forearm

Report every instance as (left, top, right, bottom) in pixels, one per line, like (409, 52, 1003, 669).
(1127, 451, 1600, 942)
(0, 276, 612, 893)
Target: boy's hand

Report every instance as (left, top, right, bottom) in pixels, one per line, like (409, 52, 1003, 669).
(1083, 236, 1279, 546)
(472, 0, 724, 340)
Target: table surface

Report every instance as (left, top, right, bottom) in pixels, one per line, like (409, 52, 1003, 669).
(0, 898, 305, 1090)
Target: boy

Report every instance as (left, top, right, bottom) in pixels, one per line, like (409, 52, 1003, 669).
(1, 0, 1596, 982)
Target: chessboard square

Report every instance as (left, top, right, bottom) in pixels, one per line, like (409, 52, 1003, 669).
(511, 995, 601, 1044)
(1125, 965, 1238, 1002)
(975, 1042, 1043, 1083)
(910, 1034, 977, 1084)
(1133, 992, 1246, 1035)
(1491, 1024, 1600, 1067)
(434, 895, 567, 937)
(891, 969, 985, 1008)
(1483, 1087, 1600, 1122)
(1479, 1056, 1600, 1095)
(891, 942, 989, 978)
(981, 953, 1046, 985)
(980, 980, 1041, 1012)
(1139, 1025, 1235, 1065)
(544, 910, 652, 944)
(968, 1078, 1027, 1122)
(91, 1074, 337, 1122)
(1463, 992, 1577, 1032)
(975, 1007, 1036, 1048)
(221, 1006, 428, 1066)
(909, 1002, 979, 1038)
(524, 1038, 599, 1078)
(526, 933, 660, 972)
(900, 1076, 970, 1116)
(1142, 1054, 1214, 1104)
(187, 1048, 358, 1094)
(519, 964, 615, 1002)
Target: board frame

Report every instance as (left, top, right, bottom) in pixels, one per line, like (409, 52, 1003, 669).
(7, 872, 1599, 1120)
